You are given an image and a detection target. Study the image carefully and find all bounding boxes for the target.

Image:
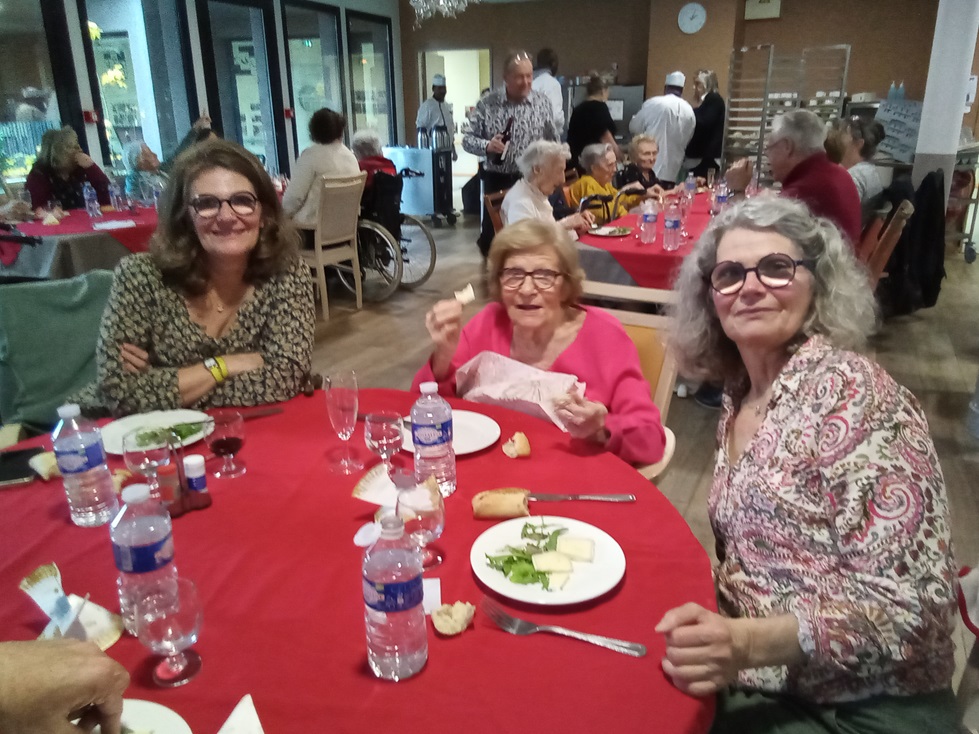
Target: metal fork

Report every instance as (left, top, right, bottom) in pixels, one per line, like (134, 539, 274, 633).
(481, 598, 647, 657)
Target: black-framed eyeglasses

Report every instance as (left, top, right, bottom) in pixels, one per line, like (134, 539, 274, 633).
(189, 192, 259, 218)
(707, 253, 813, 295)
(499, 268, 563, 291)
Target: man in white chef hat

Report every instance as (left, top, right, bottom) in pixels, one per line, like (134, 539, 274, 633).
(416, 73, 457, 161)
(628, 70, 695, 184)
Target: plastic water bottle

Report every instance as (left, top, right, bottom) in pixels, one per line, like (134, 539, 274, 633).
(82, 182, 102, 218)
(110, 483, 179, 634)
(108, 182, 121, 211)
(52, 404, 118, 527)
(663, 200, 681, 252)
(363, 514, 428, 681)
(684, 172, 697, 197)
(639, 199, 658, 244)
(411, 382, 456, 497)
(711, 181, 730, 215)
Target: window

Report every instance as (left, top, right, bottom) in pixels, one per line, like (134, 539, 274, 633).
(346, 11, 395, 145)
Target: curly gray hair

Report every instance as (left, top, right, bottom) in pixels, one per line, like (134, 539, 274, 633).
(579, 142, 613, 173)
(516, 140, 570, 179)
(669, 194, 878, 382)
(350, 129, 383, 160)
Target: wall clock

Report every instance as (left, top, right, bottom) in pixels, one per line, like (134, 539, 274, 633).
(678, 2, 707, 34)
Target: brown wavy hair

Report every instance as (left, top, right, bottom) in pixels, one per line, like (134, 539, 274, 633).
(150, 139, 299, 296)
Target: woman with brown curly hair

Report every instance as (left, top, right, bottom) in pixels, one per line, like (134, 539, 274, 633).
(88, 139, 315, 415)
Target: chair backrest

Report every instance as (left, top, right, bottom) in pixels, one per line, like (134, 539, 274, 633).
(564, 169, 580, 184)
(0, 269, 114, 431)
(581, 280, 679, 423)
(365, 171, 403, 240)
(314, 172, 367, 248)
(484, 190, 507, 234)
(867, 199, 914, 287)
(562, 184, 573, 209)
(855, 202, 891, 263)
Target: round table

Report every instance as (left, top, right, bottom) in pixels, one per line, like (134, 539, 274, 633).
(0, 390, 716, 732)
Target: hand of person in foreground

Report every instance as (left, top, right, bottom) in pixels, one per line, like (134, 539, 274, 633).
(555, 389, 609, 444)
(425, 299, 465, 379)
(724, 158, 754, 193)
(0, 639, 130, 734)
(655, 603, 743, 697)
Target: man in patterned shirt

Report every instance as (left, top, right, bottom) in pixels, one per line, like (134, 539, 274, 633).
(464, 50, 558, 258)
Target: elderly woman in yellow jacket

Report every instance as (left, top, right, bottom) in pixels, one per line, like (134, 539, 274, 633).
(567, 143, 645, 225)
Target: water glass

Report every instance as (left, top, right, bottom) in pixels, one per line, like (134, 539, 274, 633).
(205, 411, 246, 478)
(706, 169, 716, 190)
(364, 411, 403, 477)
(122, 428, 172, 499)
(396, 484, 446, 568)
(324, 370, 363, 474)
(135, 577, 203, 688)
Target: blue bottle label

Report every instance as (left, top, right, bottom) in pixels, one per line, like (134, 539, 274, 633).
(665, 218, 679, 230)
(412, 419, 452, 447)
(112, 533, 175, 574)
(186, 474, 207, 492)
(54, 442, 106, 474)
(363, 574, 424, 613)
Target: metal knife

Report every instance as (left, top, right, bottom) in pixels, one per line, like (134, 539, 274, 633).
(528, 493, 636, 502)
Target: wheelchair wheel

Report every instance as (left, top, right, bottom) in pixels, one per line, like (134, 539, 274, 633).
(398, 214, 437, 289)
(336, 220, 403, 302)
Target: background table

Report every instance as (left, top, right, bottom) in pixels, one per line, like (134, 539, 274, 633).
(2, 208, 157, 280)
(0, 390, 716, 733)
(577, 192, 712, 288)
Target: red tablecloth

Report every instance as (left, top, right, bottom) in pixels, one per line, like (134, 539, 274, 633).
(577, 192, 712, 289)
(17, 208, 158, 253)
(0, 390, 716, 733)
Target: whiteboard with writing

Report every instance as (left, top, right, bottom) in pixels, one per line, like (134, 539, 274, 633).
(876, 100, 922, 164)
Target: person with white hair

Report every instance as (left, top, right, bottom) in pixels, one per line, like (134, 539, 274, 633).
(684, 68, 725, 178)
(416, 73, 457, 162)
(567, 142, 645, 225)
(628, 71, 695, 184)
(726, 109, 862, 244)
(123, 140, 166, 199)
(501, 140, 593, 235)
(350, 129, 396, 200)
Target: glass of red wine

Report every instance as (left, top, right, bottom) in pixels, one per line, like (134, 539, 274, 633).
(205, 411, 245, 478)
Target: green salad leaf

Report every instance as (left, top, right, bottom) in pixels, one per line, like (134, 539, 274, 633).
(486, 520, 568, 590)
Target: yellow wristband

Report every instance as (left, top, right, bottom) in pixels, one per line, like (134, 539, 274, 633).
(204, 358, 224, 384)
(215, 356, 229, 379)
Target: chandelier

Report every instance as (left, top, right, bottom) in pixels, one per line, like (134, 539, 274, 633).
(409, 0, 478, 24)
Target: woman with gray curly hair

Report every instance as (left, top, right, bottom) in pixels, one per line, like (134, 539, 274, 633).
(567, 142, 645, 225)
(657, 195, 957, 731)
(501, 140, 593, 235)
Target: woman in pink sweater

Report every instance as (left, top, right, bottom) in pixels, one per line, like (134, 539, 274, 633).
(413, 219, 665, 465)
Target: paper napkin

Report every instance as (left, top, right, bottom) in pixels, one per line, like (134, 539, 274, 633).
(218, 695, 265, 734)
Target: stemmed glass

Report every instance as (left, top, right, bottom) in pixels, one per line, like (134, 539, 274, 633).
(364, 411, 404, 478)
(205, 411, 246, 478)
(706, 169, 716, 190)
(122, 428, 172, 500)
(396, 483, 446, 568)
(135, 577, 203, 688)
(679, 189, 693, 239)
(324, 370, 363, 474)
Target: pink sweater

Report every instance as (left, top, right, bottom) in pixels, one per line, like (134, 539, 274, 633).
(412, 304, 666, 465)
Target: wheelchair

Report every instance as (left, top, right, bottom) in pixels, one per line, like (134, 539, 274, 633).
(335, 169, 437, 302)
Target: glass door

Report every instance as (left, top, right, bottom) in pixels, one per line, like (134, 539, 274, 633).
(197, 0, 287, 172)
(282, 2, 344, 154)
(345, 11, 395, 145)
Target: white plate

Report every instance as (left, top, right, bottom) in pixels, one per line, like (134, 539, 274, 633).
(91, 699, 191, 734)
(101, 409, 211, 456)
(470, 516, 626, 605)
(589, 225, 633, 237)
(401, 409, 501, 456)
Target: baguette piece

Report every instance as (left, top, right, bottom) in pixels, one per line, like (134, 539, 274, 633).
(502, 431, 531, 459)
(472, 487, 530, 519)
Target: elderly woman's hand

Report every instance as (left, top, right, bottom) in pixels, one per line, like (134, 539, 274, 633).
(120, 343, 150, 374)
(655, 603, 745, 697)
(724, 158, 754, 192)
(555, 390, 609, 443)
(560, 212, 593, 235)
(647, 184, 667, 202)
(425, 299, 464, 378)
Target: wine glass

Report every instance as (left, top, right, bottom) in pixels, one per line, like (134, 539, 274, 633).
(135, 577, 203, 688)
(364, 411, 403, 477)
(706, 169, 716, 190)
(122, 428, 172, 500)
(679, 190, 693, 239)
(205, 411, 246, 478)
(396, 484, 445, 568)
(324, 370, 363, 474)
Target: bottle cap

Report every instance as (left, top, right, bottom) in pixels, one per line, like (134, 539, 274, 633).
(56, 404, 81, 419)
(419, 382, 438, 394)
(121, 484, 152, 504)
(378, 514, 405, 539)
(183, 454, 206, 474)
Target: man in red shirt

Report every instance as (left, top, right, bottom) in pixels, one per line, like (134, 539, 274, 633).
(728, 109, 862, 245)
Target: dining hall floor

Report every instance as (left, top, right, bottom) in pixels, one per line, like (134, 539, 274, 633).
(310, 216, 979, 693)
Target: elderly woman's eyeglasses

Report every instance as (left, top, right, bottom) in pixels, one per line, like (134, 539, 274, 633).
(189, 192, 259, 218)
(707, 253, 813, 295)
(500, 268, 563, 290)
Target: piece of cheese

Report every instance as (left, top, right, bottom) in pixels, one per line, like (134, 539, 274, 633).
(556, 536, 595, 563)
(454, 283, 475, 305)
(531, 551, 572, 573)
(548, 572, 570, 590)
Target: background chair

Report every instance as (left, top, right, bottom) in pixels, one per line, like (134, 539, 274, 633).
(582, 280, 679, 479)
(484, 190, 507, 235)
(867, 199, 915, 287)
(302, 172, 367, 320)
(855, 201, 891, 264)
(0, 269, 114, 434)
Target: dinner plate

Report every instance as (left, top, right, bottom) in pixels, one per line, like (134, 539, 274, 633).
(470, 515, 626, 605)
(401, 409, 501, 455)
(589, 225, 633, 237)
(91, 699, 191, 734)
(101, 409, 211, 456)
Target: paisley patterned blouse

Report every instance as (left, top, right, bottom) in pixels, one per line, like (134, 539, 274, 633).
(711, 335, 956, 703)
(93, 253, 314, 416)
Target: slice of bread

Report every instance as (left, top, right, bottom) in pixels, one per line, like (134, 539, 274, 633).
(502, 431, 531, 459)
(472, 487, 530, 519)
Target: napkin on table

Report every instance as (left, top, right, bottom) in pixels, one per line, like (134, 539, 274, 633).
(218, 695, 265, 734)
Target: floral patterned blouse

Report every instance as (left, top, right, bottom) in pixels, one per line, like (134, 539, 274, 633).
(711, 335, 956, 703)
(92, 253, 314, 416)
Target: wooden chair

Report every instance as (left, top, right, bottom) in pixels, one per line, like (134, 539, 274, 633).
(564, 169, 580, 184)
(301, 172, 367, 320)
(867, 199, 914, 287)
(484, 189, 508, 234)
(855, 201, 892, 264)
(562, 184, 574, 210)
(581, 280, 679, 480)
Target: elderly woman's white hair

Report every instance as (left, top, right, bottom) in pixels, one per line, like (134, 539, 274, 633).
(579, 142, 613, 173)
(516, 140, 570, 179)
(124, 140, 146, 171)
(350, 129, 383, 160)
(770, 110, 826, 155)
(669, 193, 878, 382)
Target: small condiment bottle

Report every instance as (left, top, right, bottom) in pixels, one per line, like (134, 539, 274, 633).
(157, 463, 181, 506)
(183, 455, 208, 493)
